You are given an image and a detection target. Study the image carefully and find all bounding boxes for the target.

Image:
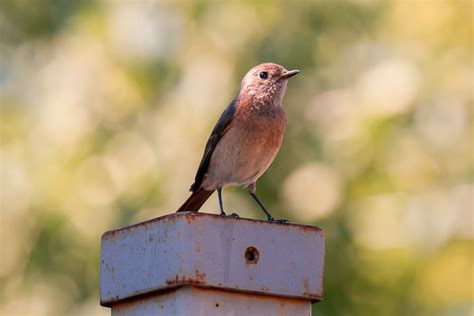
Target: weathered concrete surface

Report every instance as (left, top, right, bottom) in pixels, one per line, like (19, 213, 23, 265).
(100, 212, 324, 313)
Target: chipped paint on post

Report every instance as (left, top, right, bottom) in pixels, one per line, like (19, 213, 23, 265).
(100, 212, 325, 315)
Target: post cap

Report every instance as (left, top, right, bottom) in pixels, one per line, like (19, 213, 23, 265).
(100, 212, 324, 306)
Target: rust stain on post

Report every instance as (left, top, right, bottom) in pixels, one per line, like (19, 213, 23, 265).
(165, 270, 207, 286)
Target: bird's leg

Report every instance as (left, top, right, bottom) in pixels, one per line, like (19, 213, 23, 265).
(249, 192, 274, 220)
(248, 183, 288, 223)
(217, 187, 239, 218)
(217, 187, 226, 216)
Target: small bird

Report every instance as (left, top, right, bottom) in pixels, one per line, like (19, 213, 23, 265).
(177, 63, 299, 221)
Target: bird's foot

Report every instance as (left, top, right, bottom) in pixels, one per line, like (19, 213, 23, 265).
(219, 211, 240, 218)
(268, 217, 289, 224)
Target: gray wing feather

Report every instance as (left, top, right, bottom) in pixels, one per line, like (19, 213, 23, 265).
(190, 98, 237, 192)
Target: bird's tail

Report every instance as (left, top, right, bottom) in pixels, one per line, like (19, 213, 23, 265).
(176, 187, 214, 213)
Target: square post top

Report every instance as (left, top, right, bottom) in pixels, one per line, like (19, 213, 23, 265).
(100, 212, 324, 306)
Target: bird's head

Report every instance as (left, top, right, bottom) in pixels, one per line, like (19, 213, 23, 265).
(240, 63, 299, 104)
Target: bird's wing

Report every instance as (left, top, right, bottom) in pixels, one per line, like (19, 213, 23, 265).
(190, 97, 237, 192)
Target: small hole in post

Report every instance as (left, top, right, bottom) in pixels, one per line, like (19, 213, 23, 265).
(244, 246, 260, 264)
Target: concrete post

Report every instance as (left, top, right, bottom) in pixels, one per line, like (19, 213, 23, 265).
(100, 212, 325, 315)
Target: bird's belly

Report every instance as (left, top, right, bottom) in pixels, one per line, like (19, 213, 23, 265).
(203, 116, 285, 189)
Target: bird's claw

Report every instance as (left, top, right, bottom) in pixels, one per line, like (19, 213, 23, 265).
(219, 212, 240, 218)
(268, 218, 289, 224)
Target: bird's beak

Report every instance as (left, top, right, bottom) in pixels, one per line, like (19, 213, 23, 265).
(279, 69, 300, 79)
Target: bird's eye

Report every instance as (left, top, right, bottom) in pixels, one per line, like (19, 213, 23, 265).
(259, 71, 268, 80)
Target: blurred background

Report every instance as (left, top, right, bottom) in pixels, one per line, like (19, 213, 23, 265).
(0, 0, 472, 315)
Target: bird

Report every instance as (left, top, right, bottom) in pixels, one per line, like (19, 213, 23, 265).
(176, 63, 299, 222)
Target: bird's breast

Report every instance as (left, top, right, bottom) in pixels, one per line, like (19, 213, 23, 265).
(204, 106, 287, 189)
(235, 107, 287, 154)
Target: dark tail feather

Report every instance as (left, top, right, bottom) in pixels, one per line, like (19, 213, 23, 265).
(176, 187, 214, 213)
